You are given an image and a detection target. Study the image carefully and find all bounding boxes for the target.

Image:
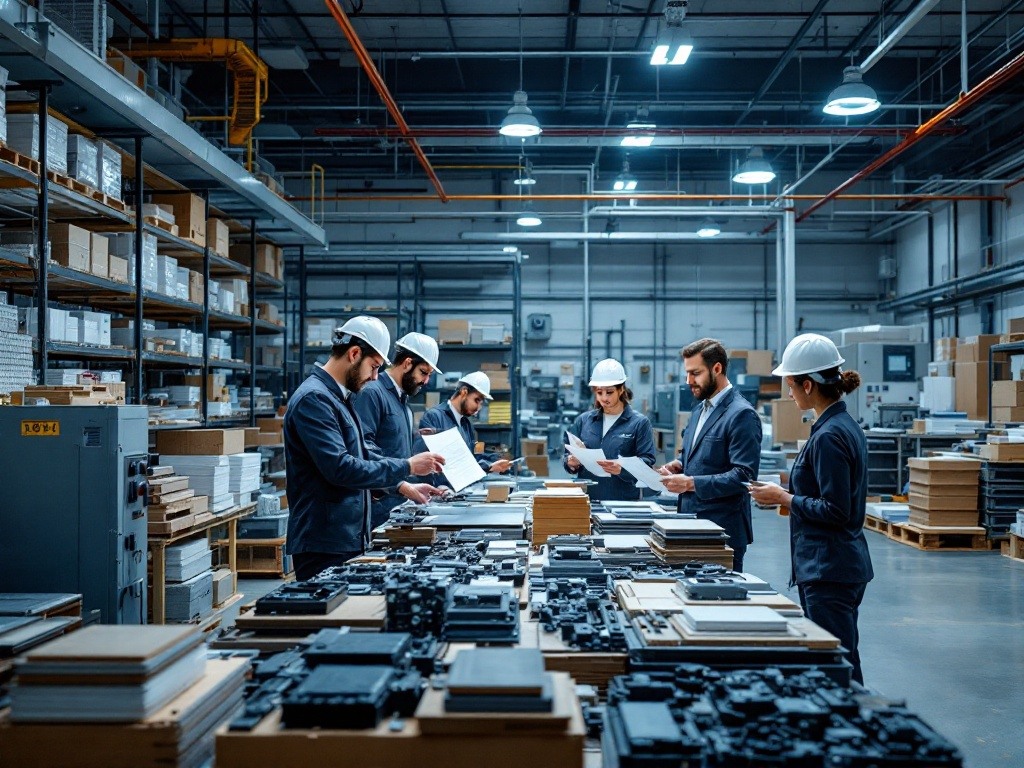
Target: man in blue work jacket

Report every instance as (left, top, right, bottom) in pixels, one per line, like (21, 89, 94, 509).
(353, 331, 444, 528)
(659, 338, 762, 572)
(284, 316, 445, 582)
(412, 371, 512, 485)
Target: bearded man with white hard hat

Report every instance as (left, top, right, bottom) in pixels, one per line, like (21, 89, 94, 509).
(353, 332, 447, 527)
(284, 316, 445, 581)
(412, 370, 513, 484)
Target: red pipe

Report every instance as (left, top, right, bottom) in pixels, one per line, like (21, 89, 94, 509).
(797, 46, 1024, 224)
(323, 0, 448, 202)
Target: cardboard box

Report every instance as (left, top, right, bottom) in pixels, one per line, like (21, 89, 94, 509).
(89, 233, 109, 278)
(991, 406, 1024, 424)
(486, 483, 512, 503)
(745, 350, 774, 375)
(150, 193, 206, 246)
(979, 442, 1024, 461)
(257, 432, 281, 446)
(207, 218, 230, 258)
(438, 319, 471, 344)
(257, 416, 284, 435)
(955, 334, 1000, 363)
(257, 302, 280, 324)
(185, 373, 227, 400)
(106, 50, 146, 89)
(230, 243, 281, 279)
(244, 427, 261, 448)
(156, 428, 246, 456)
(933, 337, 957, 362)
(770, 398, 812, 444)
(521, 439, 546, 456)
(525, 455, 549, 475)
(955, 361, 989, 419)
(189, 270, 204, 305)
(1009, 317, 1024, 335)
(928, 361, 955, 377)
(50, 223, 91, 272)
(992, 380, 1024, 408)
(109, 255, 129, 284)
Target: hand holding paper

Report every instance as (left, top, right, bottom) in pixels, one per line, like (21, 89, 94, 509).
(617, 455, 668, 491)
(565, 442, 610, 477)
(422, 427, 486, 492)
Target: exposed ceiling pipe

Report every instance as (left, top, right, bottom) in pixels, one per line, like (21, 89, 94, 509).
(288, 193, 1002, 203)
(312, 126, 951, 139)
(586, 205, 781, 217)
(860, 0, 942, 73)
(797, 46, 1024, 224)
(322, 0, 448, 202)
(461, 231, 875, 243)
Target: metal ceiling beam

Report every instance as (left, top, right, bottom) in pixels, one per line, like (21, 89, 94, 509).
(734, 0, 832, 126)
(860, 0, 942, 73)
(560, 0, 581, 110)
(438, 0, 467, 92)
(841, 0, 912, 59)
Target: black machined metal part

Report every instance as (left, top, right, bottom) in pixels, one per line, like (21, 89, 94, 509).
(599, 665, 964, 768)
(680, 576, 750, 602)
(313, 563, 390, 594)
(442, 583, 519, 644)
(254, 581, 349, 616)
(385, 570, 449, 638)
(305, 629, 413, 667)
(280, 664, 424, 730)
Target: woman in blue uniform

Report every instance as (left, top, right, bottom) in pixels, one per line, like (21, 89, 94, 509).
(562, 358, 656, 502)
(749, 333, 874, 684)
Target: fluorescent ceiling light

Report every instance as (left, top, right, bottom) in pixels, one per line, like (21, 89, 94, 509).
(732, 148, 776, 185)
(650, 38, 693, 66)
(516, 204, 542, 227)
(621, 122, 656, 147)
(502, 245, 520, 253)
(499, 90, 542, 138)
(613, 177, 638, 192)
(823, 66, 881, 116)
(650, 2, 693, 66)
(259, 45, 309, 70)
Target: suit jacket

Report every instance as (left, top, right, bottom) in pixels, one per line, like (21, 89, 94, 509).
(676, 386, 762, 549)
(284, 366, 410, 556)
(411, 402, 493, 486)
(562, 405, 656, 502)
(352, 376, 415, 527)
(788, 400, 874, 586)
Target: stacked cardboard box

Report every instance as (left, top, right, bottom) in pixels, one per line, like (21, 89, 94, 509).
(991, 380, 1024, 424)
(438, 318, 471, 344)
(481, 362, 510, 391)
(770, 398, 812, 444)
(150, 193, 206, 246)
(66, 134, 99, 189)
(531, 488, 590, 545)
(906, 456, 982, 527)
(207, 218, 230, 258)
(729, 349, 774, 375)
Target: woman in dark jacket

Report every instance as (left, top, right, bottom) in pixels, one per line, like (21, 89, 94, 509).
(749, 333, 874, 685)
(563, 358, 656, 502)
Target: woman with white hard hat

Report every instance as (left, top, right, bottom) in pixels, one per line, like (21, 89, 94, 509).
(748, 333, 874, 685)
(562, 358, 656, 501)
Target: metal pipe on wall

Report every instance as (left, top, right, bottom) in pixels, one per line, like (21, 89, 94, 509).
(784, 202, 797, 345)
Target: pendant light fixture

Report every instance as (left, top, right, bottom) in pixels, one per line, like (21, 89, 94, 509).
(516, 202, 542, 227)
(696, 218, 721, 238)
(650, 0, 693, 66)
(823, 66, 881, 116)
(621, 106, 656, 147)
(499, 6, 543, 138)
(513, 155, 537, 186)
(732, 148, 776, 185)
(613, 160, 638, 192)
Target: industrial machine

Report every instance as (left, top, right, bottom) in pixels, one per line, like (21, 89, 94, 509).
(652, 384, 697, 429)
(837, 341, 930, 426)
(0, 405, 149, 623)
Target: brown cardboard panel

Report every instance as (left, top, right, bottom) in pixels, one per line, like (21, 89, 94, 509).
(151, 193, 206, 245)
(438, 319, 471, 344)
(907, 492, 980, 512)
(156, 428, 246, 456)
(991, 406, 1024, 424)
(770, 399, 812, 444)
(992, 380, 1024, 408)
(89, 233, 109, 278)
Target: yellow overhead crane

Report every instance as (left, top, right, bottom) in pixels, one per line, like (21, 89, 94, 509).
(123, 39, 268, 146)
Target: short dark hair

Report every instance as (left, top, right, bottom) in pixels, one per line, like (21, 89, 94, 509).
(682, 338, 728, 375)
(330, 338, 376, 361)
(392, 349, 425, 369)
(454, 383, 479, 399)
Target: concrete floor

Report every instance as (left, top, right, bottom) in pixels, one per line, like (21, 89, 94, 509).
(233, 507, 1024, 768)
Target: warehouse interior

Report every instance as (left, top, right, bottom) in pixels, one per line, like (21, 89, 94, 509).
(0, 1, 1023, 767)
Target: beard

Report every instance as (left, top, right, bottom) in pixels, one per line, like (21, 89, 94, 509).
(346, 365, 368, 393)
(693, 378, 717, 401)
(401, 368, 424, 397)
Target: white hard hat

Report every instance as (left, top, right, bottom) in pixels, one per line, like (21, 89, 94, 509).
(395, 332, 443, 374)
(588, 358, 628, 387)
(335, 316, 391, 364)
(458, 371, 493, 400)
(773, 333, 846, 379)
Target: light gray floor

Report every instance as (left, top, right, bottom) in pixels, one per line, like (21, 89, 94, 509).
(744, 507, 1024, 768)
(233, 504, 1024, 768)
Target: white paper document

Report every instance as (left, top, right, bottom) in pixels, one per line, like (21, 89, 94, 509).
(422, 427, 486, 492)
(616, 455, 667, 490)
(565, 443, 610, 477)
(565, 432, 586, 448)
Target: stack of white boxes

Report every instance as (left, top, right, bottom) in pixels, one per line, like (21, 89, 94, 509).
(18, 305, 110, 346)
(66, 135, 100, 189)
(227, 453, 262, 506)
(96, 141, 123, 200)
(110, 319, 156, 348)
(156, 255, 177, 297)
(67, 310, 112, 346)
(0, 293, 32, 395)
(306, 319, 337, 346)
(110, 232, 158, 291)
(161, 455, 233, 513)
(7, 114, 69, 174)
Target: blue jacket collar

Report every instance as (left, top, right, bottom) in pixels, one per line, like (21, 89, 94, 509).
(810, 400, 846, 434)
(312, 364, 349, 402)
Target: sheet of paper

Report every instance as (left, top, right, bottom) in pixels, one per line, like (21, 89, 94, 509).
(565, 432, 586, 448)
(565, 443, 610, 477)
(617, 455, 668, 491)
(422, 427, 486, 492)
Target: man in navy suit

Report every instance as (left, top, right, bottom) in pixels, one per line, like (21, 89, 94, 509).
(659, 338, 762, 571)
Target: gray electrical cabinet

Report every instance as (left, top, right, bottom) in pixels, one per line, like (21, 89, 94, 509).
(0, 405, 150, 623)
(837, 342, 930, 426)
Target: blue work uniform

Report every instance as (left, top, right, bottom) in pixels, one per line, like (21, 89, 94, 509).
(284, 366, 411, 578)
(352, 374, 415, 528)
(562, 405, 657, 501)
(411, 401, 495, 486)
(788, 399, 874, 684)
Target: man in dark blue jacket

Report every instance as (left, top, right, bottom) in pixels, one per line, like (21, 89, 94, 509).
(284, 316, 444, 581)
(659, 338, 762, 571)
(354, 332, 444, 528)
(412, 371, 512, 485)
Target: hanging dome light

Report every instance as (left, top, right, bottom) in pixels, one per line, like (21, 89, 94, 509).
(696, 218, 721, 238)
(516, 202, 542, 227)
(823, 66, 881, 116)
(499, 90, 542, 138)
(732, 148, 776, 185)
(513, 157, 537, 186)
(612, 160, 638, 192)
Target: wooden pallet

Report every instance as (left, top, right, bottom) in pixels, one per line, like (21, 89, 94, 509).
(91, 188, 129, 213)
(1000, 532, 1024, 561)
(225, 536, 293, 577)
(0, 144, 40, 174)
(890, 522, 993, 552)
(143, 215, 179, 237)
(864, 515, 895, 537)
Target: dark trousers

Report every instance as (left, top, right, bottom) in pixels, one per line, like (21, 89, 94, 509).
(731, 544, 747, 574)
(799, 581, 868, 685)
(293, 551, 361, 582)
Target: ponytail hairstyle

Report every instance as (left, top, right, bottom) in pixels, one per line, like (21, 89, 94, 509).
(793, 366, 861, 402)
